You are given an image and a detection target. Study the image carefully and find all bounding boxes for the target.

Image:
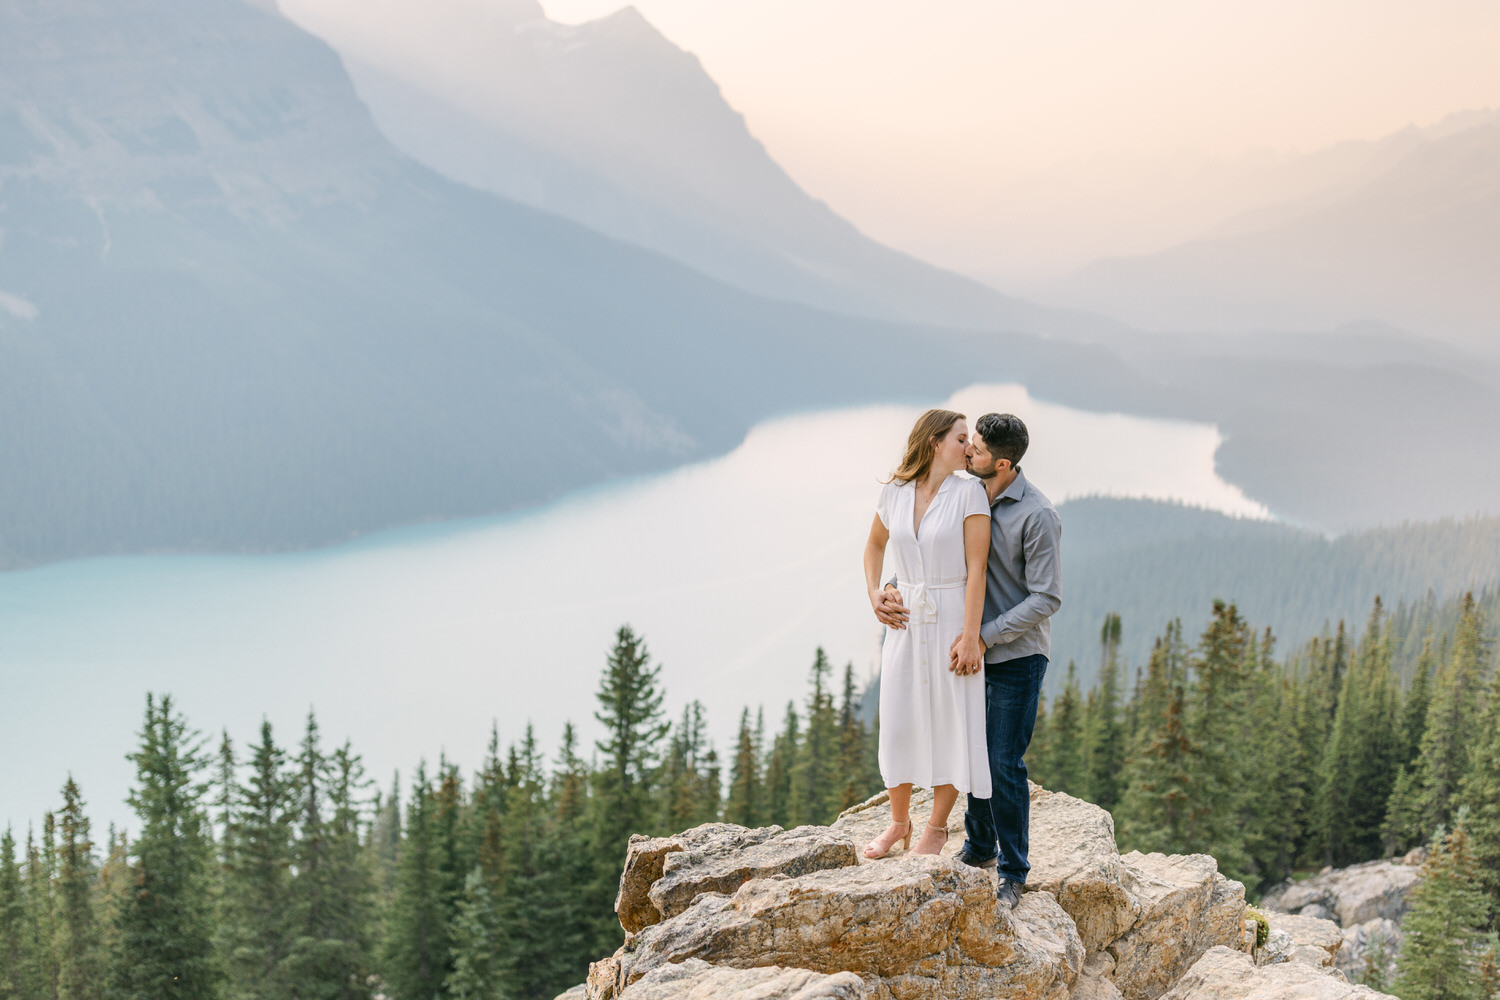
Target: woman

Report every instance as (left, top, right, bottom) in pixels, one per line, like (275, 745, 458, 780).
(861, 408, 991, 858)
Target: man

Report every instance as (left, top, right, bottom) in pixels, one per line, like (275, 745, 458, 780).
(877, 412, 1060, 910)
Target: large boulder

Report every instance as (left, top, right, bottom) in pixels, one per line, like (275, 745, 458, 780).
(596, 786, 1251, 1000)
(1260, 861, 1420, 928)
(614, 959, 865, 999)
(1161, 946, 1397, 999)
(1026, 786, 1143, 952)
(1107, 853, 1248, 1000)
(833, 784, 1146, 952)
(1260, 911, 1344, 968)
(593, 854, 1085, 1000)
(615, 824, 859, 933)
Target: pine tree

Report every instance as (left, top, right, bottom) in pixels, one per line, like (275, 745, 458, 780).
(1185, 600, 1254, 880)
(1249, 669, 1307, 887)
(726, 708, 763, 827)
(791, 649, 840, 825)
(546, 724, 595, 993)
(1400, 594, 1487, 849)
(382, 764, 448, 1000)
(471, 728, 509, 888)
(1026, 692, 1050, 788)
(369, 773, 401, 904)
(30, 815, 59, 1000)
(1, 826, 37, 1000)
(1116, 657, 1199, 856)
(112, 694, 221, 1000)
(432, 758, 469, 938)
(697, 745, 722, 825)
(1392, 814, 1490, 1000)
(1388, 634, 1438, 855)
(1458, 647, 1500, 927)
(1083, 614, 1126, 811)
(222, 719, 295, 1000)
(284, 720, 376, 1000)
(1402, 634, 1437, 766)
(590, 626, 669, 914)
(92, 829, 130, 985)
(837, 664, 876, 812)
(1047, 663, 1086, 796)
(495, 726, 577, 1000)
(444, 868, 505, 1000)
(54, 778, 102, 1000)
(663, 702, 716, 831)
(1318, 599, 1401, 866)
(764, 702, 799, 827)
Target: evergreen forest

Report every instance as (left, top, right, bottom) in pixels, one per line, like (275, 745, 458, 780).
(4, 590, 1499, 1000)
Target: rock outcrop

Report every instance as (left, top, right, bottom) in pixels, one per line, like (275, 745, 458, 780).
(567, 784, 1298, 1000)
(610, 958, 865, 999)
(1260, 859, 1420, 928)
(1259, 911, 1345, 968)
(1258, 856, 1420, 987)
(1107, 852, 1248, 1000)
(1163, 946, 1393, 999)
(615, 824, 860, 933)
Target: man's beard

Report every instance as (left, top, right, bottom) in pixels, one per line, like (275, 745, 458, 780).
(967, 460, 997, 480)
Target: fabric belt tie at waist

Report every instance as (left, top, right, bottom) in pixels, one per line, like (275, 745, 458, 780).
(899, 578, 965, 624)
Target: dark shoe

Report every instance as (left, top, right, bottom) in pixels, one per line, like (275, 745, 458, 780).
(996, 878, 1023, 910)
(955, 845, 998, 870)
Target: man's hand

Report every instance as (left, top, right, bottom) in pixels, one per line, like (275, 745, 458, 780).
(874, 585, 909, 629)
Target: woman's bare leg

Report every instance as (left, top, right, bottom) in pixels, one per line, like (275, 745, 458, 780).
(863, 784, 914, 859)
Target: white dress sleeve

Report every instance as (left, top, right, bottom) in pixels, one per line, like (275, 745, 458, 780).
(962, 477, 990, 519)
(875, 481, 896, 529)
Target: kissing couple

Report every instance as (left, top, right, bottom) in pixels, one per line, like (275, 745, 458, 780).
(860, 409, 1061, 911)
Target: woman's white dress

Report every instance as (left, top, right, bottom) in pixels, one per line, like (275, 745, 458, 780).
(876, 474, 992, 797)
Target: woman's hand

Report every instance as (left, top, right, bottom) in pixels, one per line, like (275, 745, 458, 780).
(873, 585, 909, 629)
(950, 632, 984, 675)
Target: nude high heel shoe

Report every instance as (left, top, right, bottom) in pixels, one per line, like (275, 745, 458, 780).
(911, 821, 950, 856)
(863, 818, 913, 859)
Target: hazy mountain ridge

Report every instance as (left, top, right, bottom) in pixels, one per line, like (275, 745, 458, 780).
(1041, 114, 1500, 354)
(0, 0, 1161, 568)
(4, 0, 1500, 570)
(280, 0, 1126, 339)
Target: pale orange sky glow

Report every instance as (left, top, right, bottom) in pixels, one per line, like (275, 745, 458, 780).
(538, 0, 1500, 277)
(280, 0, 1500, 280)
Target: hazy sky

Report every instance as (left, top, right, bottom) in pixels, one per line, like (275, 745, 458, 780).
(283, 0, 1500, 279)
(538, 0, 1500, 277)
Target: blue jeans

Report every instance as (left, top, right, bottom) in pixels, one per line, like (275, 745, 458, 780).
(962, 653, 1048, 883)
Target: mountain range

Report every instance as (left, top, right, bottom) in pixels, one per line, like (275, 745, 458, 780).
(275, 0, 1124, 340)
(0, 0, 1151, 568)
(1039, 113, 1500, 355)
(3, 0, 1500, 570)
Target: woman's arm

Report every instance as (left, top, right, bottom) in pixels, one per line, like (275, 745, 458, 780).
(864, 514, 897, 625)
(953, 513, 990, 674)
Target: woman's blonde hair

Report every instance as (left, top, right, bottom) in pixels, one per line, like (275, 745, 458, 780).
(887, 408, 965, 484)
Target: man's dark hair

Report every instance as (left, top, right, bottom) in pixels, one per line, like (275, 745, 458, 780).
(976, 413, 1028, 467)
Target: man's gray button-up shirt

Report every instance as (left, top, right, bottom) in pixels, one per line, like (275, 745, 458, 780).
(978, 468, 1062, 663)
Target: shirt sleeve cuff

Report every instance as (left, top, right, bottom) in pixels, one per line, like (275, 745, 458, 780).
(980, 617, 1005, 647)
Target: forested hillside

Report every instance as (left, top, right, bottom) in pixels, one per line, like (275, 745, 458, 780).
(1052, 499, 1500, 680)
(5, 590, 1498, 999)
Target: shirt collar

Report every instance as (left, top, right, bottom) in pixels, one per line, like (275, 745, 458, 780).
(995, 467, 1027, 505)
